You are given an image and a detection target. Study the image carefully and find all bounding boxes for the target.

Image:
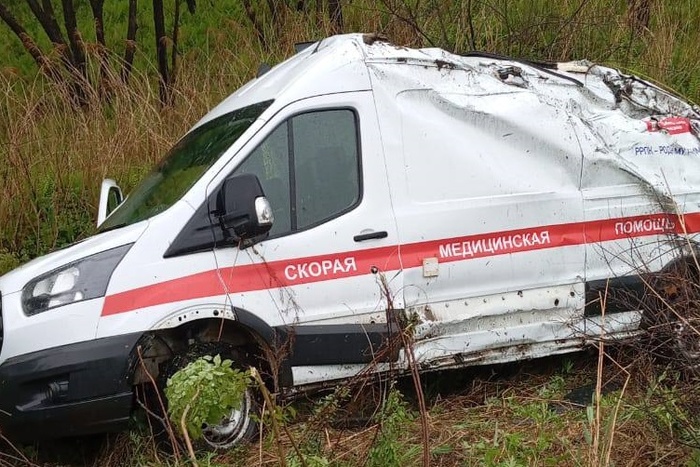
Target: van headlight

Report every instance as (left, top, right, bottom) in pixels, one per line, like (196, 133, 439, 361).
(22, 244, 132, 316)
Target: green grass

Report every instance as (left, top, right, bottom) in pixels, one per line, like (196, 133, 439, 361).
(0, 1, 247, 78)
(17, 352, 697, 466)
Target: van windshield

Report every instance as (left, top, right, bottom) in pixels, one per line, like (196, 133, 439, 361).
(100, 100, 273, 232)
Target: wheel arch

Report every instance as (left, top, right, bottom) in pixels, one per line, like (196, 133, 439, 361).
(128, 309, 293, 391)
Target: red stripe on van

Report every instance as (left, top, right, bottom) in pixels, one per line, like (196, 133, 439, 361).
(101, 212, 700, 316)
(102, 245, 401, 316)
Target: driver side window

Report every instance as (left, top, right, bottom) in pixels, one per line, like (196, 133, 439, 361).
(235, 109, 360, 237)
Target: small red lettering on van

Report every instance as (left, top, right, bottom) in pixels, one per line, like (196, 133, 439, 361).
(646, 117, 691, 135)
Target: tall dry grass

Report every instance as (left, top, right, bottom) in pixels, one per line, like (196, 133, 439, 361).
(1, 0, 700, 270)
(0, 72, 182, 267)
(0, 43, 251, 269)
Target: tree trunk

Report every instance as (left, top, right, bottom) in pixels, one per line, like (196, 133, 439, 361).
(152, 0, 171, 106)
(265, 0, 275, 19)
(26, 0, 75, 78)
(268, 0, 286, 39)
(0, 3, 60, 81)
(328, 0, 343, 34)
(627, 0, 651, 34)
(242, 0, 266, 46)
(466, 0, 476, 50)
(268, 0, 286, 23)
(121, 0, 138, 84)
(60, 0, 86, 75)
(89, 0, 110, 95)
(26, 0, 66, 46)
(171, 0, 180, 90)
(60, 0, 88, 102)
(0, 2, 89, 108)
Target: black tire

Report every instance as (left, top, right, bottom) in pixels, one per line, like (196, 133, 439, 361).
(161, 341, 259, 451)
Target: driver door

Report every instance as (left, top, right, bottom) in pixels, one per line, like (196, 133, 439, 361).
(211, 92, 402, 377)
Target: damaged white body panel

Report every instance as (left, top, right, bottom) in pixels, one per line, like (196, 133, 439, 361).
(2, 34, 700, 441)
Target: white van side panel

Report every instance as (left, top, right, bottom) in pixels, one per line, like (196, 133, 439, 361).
(369, 62, 587, 364)
(95, 201, 225, 337)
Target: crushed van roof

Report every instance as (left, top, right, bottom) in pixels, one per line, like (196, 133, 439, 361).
(205, 33, 698, 122)
(199, 34, 700, 196)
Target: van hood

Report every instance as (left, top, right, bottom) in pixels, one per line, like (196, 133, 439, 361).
(0, 221, 148, 295)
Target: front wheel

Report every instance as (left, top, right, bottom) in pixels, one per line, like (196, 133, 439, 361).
(162, 342, 259, 451)
(199, 384, 257, 450)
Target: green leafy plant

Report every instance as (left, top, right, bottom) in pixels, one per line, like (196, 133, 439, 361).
(367, 388, 418, 467)
(165, 354, 250, 440)
(642, 372, 700, 448)
(286, 453, 331, 467)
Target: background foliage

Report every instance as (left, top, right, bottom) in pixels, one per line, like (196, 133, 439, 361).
(1, 0, 699, 271)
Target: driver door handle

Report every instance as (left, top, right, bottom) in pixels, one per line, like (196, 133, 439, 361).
(353, 231, 388, 242)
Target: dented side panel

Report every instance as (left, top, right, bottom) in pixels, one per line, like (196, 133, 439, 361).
(365, 43, 700, 369)
(369, 61, 587, 367)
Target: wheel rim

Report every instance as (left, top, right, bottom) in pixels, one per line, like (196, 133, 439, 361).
(201, 389, 253, 449)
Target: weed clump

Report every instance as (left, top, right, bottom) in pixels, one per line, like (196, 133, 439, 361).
(165, 354, 251, 441)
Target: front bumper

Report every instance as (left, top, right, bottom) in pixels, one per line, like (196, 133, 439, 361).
(0, 332, 142, 442)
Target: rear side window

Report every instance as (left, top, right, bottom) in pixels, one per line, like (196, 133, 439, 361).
(235, 109, 360, 237)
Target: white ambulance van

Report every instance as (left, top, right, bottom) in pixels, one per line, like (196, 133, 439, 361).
(1, 33, 700, 448)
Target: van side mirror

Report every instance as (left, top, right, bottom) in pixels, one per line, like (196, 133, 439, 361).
(216, 173, 274, 240)
(97, 179, 123, 227)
